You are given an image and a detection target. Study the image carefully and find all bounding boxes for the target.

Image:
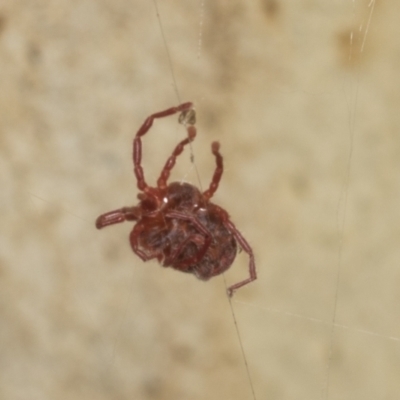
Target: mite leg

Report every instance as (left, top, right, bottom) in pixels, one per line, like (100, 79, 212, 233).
(96, 206, 139, 229)
(129, 223, 160, 262)
(163, 233, 203, 269)
(133, 102, 193, 192)
(224, 220, 256, 297)
(203, 142, 223, 201)
(164, 211, 212, 269)
(157, 125, 196, 189)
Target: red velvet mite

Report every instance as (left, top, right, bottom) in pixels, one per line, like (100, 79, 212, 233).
(96, 103, 256, 297)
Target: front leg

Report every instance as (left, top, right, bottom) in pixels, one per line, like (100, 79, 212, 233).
(96, 206, 139, 229)
(133, 102, 194, 193)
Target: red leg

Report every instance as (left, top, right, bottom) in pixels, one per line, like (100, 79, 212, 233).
(157, 126, 196, 189)
(203, 142, 223, 201)
(96, 206, 139, 229)
(163, 234, 203, 269)
(133, 102, 193, 193)
(224, 220, 256, 297)
(129, 223, 160, 262)
(164, 210, 212, 268)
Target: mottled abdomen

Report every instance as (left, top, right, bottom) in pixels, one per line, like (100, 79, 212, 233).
(170, 204, 238, 280)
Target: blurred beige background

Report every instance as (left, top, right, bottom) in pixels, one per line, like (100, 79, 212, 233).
(1, 0, 400, 399)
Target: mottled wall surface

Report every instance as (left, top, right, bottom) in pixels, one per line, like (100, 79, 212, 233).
(1, 1, 400, 399)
